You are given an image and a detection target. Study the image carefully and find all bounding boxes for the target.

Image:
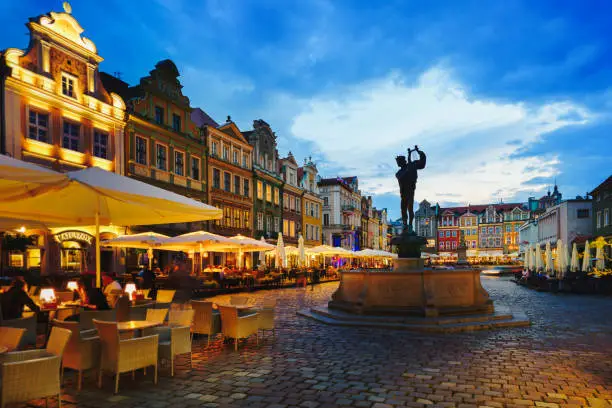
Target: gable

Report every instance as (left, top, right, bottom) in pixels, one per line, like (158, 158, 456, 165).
(218, 122, 249, 145)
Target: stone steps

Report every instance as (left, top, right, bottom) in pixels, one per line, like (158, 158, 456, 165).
(298, 306, 530, 333)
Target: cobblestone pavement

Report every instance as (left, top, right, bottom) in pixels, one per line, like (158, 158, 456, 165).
(53, 277, 612, 408)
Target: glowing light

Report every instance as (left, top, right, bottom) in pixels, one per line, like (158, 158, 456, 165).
(17, 226, 26, 233)
(66, 281, 78, 291)
(124, 283, 137, 301)
(59, 147, 86, 165)
(40, 288, 56, 303)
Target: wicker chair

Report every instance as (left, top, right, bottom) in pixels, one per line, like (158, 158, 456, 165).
(79, 310, 116, 333)
(153, 309, 194, 376)
(217, 305, 259, 351)
(0, 327, 25, 352)
(129, 302, 155, 321)
(52, 320, 100, 391)
(93, 319, 158, 394)
(190, 301, 217, 346)
(156, 290, 175, 304)
(0, 307, 37, 348)
(258, 298, 277, 337)
(145, 308, 168, 325)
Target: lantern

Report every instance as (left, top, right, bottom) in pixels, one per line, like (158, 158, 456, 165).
(40, 288, 56, 306)
(124, 282, 137, 301)
(66, 281, 78, 291)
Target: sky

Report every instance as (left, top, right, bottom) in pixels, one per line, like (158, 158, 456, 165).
(1, 0, 611, 220)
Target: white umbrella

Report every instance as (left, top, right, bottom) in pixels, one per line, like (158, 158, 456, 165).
(231, 235, 275, 252)
(259, 236, 268, 267)
(555, 239, 567, 279)
(545, 241, 553, 274)
(535, 244, 543, 272)
(523, 245, 531, 271)
(581, 240, 591, 272)
(102, 232, 169, 270)
(0, 161, 222, 286)
(298, 234, 306, 267)
(595, 244, 605, 270)
(276, 233, 286, 268)
(570, 243, 579, 272)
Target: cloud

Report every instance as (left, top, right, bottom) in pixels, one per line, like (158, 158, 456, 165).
(282, 66, 593, 206)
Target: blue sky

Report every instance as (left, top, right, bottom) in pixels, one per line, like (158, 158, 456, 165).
(2, 0, 611, 220)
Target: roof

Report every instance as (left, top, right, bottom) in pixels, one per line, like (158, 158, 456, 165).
(590, 175, 612, 195)
(439, 203, 527, 216)
(318, 177, 353, 192)
(191, 108, 219, 128)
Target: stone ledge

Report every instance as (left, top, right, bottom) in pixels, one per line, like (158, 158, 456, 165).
(298, 306, 530, 333)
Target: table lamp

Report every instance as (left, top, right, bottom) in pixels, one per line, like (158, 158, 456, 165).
(124, 282, 137, 301)
(39, 288, 56, 307)
(66, 281, 78, 291)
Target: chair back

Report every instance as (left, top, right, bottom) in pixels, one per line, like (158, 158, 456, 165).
(217, 305, 238, 337)
(93, 320, 119, 364)
(45, 326, 72, 358)
(156, 290, 175, 303)
(115, 295, 131, 322)
(55, 307, 82, 321)
(56, 291, 73, 304)
(169, 309, 194, 327)
(191, 300, 214, 335)
(230, 296, 249, 306)
(263, 298, 277, 309)
(145, 308, 168, 324)
(0, 327, 25, 352)
(51, 320, 81, 351)
(80, 309, 116, 331)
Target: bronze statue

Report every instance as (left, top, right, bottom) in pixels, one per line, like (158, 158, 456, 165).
(396, 145, 426, 232)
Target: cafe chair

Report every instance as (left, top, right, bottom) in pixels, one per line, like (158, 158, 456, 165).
(79, 310, 116, 336)
(230, 296, 249, 306)
(52, 319, 100, 391)
(0, 304, 37, 348)
(218, 305, 259, 351)
(190, 300, 216, 346)
(129, 302, 155, 321)
(0, 327, 25, 352)
(145, 308, 168, 325)
(93, 320, 158, 394)
(258, 298, 277, 338)
(56, 291, 74, 304)
(155, 290, 175, 304)
(153, 309, 194, 376)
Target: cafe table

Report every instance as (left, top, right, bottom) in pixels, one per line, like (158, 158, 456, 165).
(117, 320, 163, 337)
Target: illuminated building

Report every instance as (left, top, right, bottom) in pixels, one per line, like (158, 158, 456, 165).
(298, 157, 322, 247)
(202, 116, 253, 240)
(459, 209, 479, 257)
(437, 209, 460, 258)
(0, 3, 126, 275)
(243, 120, 283, 243)
(591, 176, 612, 263)
(279, 152, 303, 246)
(318, 177, 360, 250)
(414, 200, 439, 252)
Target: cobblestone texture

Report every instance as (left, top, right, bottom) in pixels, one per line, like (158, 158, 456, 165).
(42, 277, 612, 407)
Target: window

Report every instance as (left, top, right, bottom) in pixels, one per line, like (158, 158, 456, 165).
(274, 217, 280, 232)
(274, 188, 280, 205)
(445, 242, 450, 250)
(28, 110, 49, 143)
(323, 214, 330, 226)
(495, 226, 501, 234)
(597, 211, 602, 228)
(266, 216, 272, 232)
(451, 231, 457, 237)
(290, 196, 295, 211)
(92, 130, 109, 159)
(472, 228, 477, 235)
(471, 241, 476, 248)
(223, 146, 229, 160)
(242, 154, 248, 168)
(170, 151, 183, 176)
(605, 209, 610, 226)
(439, 242, 444, 250)
(296, 198, 301, 214)
(577, 209, 589, 219)
(155, 143, 167, 170)
(191, 157, 200, 180)
(233, 150, 238, 164)
(283, 219, 289, 236)
(514, 224, 520, 232)
(155, 106, 164, 125)
(61, 74, 75, 98)
(170, 113, 181, 132)
(211, 141, 217, 156)
(452, 241, 457, 249)
(234, 175, 240, 195)
(323, 197, 329, 206)
(506, 224, 511, 232)
(265, 184, 272, 202)
(213, 168, 220, 189)
(257, 181, 263, 200)
(257, 212, 264, 230)
(290, 221, 296, 237)
(243, 178, 250, 197)
(506, 236, 512, 244)
(488, 227, 493, 234)
(283, 193, 289, 209)
(135, 136, 147, 165)
(244, 211, 250, 229)
(481, 227, 486, 234)
(445, 231, 450, 237)
(439, 231, 444, 238)
(224, 172, 231, 192)
(495, 238, 501, 247)
(62, 121, 80, 151)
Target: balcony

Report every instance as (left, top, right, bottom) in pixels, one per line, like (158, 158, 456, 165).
(342, 205, 357, 213)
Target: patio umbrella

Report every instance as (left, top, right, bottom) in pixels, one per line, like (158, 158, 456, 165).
(0, 162, 222, 286)
(535, 244, 542, 272)
(230, 235, 275, 252)
(276, 233, 286, 268)
(523, 245, 531, 271)
(555, 239, 567, 279)
(101, 232, 169, 270)
(581, 240, 591, 272)
(595, 242, 605, 270)
(298, 234, 306, 267)
(570, 243, 579, 272)
(545, 241, 553, 275)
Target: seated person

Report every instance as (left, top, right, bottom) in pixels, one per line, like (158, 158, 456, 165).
(77, 276, 110, 310)
(0, 278, 40, 320)
(137, 268, 155, 289)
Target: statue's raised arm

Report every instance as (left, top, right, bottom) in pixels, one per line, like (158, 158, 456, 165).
(414, 146, 426, 170)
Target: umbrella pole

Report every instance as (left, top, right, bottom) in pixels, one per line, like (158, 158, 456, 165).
(95, 209, 101, 288)
(148, 247, 153, 270)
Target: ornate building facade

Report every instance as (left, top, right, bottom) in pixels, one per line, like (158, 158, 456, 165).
(299, 157, 323, 247)
(279, 152, 303, 245)
(243, 120, 283, 242)
(414, 200, 439, 251)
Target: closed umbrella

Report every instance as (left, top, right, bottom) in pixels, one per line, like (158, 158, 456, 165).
(276, 233, 286, 269)
(523, 245, 531, 271)
(555, 239, 567, 279)
(0, 161, 222, 286)
(298, 234, 306, 267)
(595, 243, 605, 270)
(535, 244, 542, 272)
(545, 241, 553, 274)
(570, 243, 579, 272)
(102, 232, 169, 270)
(581, 240, 591, 272)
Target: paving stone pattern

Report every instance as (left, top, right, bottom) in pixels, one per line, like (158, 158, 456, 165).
(49, 277, 612, 407)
